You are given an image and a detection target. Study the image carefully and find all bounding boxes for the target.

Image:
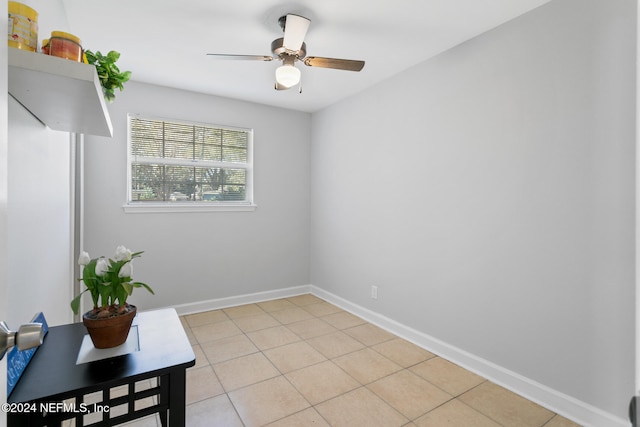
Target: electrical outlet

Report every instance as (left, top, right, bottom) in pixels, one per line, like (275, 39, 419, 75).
(371, 285, 378, 299)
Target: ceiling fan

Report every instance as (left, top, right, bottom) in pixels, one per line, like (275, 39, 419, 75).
(207, 14, 365, 92)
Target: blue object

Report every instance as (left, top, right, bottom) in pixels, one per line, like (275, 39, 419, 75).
(7, 312, 48, 396)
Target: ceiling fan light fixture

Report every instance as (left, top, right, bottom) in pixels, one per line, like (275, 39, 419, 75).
(275, 55, 300, 88)
(275, 64, 301, 88)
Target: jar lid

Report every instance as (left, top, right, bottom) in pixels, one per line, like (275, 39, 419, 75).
(8, 2, 38, 20)
(50, 31, 81, 45)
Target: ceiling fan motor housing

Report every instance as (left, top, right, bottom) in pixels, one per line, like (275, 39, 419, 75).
(271, 38, 306, 60)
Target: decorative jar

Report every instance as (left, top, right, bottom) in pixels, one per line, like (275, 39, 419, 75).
(49, 31, 82, 62)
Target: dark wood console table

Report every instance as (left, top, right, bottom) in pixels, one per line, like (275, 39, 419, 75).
(7, 308, 195, 426)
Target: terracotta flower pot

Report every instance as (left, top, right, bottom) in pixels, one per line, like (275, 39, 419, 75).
(83, 305, 137, 349)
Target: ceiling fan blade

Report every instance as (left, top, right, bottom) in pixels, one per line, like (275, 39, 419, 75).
(303, 57, 365, 72)
(206, 54, 273, 61)
(283, 14, 310, 52)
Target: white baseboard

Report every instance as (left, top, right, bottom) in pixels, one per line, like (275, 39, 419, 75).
(309, 285, 628, 427)
(171, 284, 313, 316)
(167, 283, 627, 427)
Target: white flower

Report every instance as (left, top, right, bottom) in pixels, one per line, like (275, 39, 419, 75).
(95, 258, 109, 277)
(114, 245, 132, 262)
(78, 251, 91, 266)
(118, 262, 133, 279)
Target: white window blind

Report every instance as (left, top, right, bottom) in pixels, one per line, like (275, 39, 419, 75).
(127, 116, 253, 209)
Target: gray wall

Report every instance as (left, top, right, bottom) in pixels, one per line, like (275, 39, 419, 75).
(310, 0, 635, 421)
(83, 82, 312, 311)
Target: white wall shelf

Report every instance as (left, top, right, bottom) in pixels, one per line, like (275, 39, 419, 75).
(8, 48, 113, 137)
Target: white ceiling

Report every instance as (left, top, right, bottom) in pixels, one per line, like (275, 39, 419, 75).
(61, 0, 552, 113)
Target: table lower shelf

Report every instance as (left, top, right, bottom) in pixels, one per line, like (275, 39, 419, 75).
(8, 371, 175, 427)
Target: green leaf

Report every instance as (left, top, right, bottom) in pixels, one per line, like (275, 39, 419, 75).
(70, 293, 81, 315)
(107, 50, 120, 62)
(131, 281, 155, 295)
(122, 282, 133, 296)
(70, 289, 92, 315)
(121, 71, 131, 82)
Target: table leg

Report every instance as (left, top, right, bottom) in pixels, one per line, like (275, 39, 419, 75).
(168, 369, 187, 426)
(159, 375, 168, 427)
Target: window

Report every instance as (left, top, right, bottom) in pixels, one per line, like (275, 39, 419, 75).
(125, 115, 254, 212)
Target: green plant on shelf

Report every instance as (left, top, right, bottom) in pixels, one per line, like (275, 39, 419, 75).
(84, 49, 131, 102)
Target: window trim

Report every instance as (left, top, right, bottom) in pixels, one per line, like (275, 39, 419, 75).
(122, 202, 256, 213)
(123, 114, 256, 213)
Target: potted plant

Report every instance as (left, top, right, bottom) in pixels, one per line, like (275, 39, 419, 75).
(84, 49, 131, 102)
(72, 245, 154, 349)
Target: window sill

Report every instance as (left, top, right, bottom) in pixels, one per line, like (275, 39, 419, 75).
(122, 202, 257, 213)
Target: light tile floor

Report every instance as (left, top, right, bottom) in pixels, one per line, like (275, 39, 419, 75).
(124, 294, 582, 427)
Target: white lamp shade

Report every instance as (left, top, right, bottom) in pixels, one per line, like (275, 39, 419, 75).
(275, 65, 301, 88)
